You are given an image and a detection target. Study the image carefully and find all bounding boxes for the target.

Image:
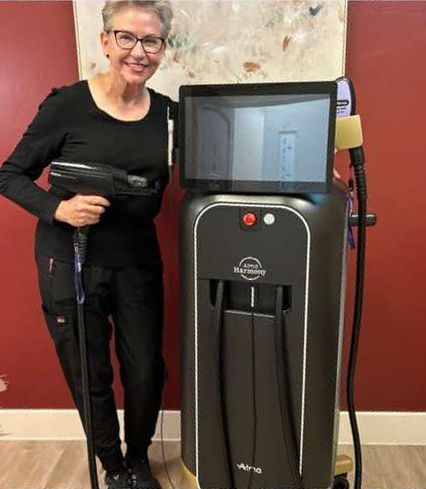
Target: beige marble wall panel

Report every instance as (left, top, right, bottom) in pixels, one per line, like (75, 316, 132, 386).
(74, 0, 347, 100)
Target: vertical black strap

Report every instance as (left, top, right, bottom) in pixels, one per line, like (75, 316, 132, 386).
(275, 285, 304, 488)
(213, 280, 235, 488)
(247, 288, 257, 489)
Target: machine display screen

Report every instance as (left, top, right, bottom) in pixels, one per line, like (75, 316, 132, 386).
(179, 82, 337, 194)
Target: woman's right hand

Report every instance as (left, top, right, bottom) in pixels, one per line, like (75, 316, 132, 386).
(54, 195, 111, 227)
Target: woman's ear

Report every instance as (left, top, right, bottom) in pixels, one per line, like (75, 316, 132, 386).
(100, 31, 110, 59)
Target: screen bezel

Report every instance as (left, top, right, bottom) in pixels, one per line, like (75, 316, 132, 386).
(179, 82, 337, 194)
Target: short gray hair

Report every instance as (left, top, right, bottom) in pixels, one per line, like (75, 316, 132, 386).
(102, 0, 173, 39)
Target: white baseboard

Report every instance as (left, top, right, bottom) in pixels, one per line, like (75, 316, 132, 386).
(0, 409, 180, 442)
(0, 410, 425, 445)
(338, 411, 426, 445)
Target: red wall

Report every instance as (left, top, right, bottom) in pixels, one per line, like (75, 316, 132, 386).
(0, 1, 425, 411)
(342, 1, 426, 411)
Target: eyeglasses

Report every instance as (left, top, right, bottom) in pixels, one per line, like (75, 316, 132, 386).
(112, 30, 165, 54)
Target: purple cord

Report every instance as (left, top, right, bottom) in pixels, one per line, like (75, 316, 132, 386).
(73, 238, 86, 305)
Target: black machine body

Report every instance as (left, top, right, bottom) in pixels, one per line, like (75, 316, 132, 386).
(178, 81, 355, 489)
(180, 184, 349, 489)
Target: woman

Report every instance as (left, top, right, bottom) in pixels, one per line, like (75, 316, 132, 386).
(0, 1, 176, 488)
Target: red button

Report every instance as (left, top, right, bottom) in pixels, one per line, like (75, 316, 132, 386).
(242, 212, 257, 227)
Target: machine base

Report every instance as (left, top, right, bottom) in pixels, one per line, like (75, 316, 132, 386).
(182, 454, 354, 489)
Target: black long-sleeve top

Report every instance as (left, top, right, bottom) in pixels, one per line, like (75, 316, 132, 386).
(0, 80, 177, 267)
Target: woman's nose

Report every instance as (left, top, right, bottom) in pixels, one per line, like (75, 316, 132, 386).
(131, 40, 147, 58)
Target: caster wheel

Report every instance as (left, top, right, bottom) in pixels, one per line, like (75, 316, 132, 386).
(333, 474, 350, 489)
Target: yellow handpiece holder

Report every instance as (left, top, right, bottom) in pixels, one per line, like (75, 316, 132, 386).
(335, 114, 364, 150)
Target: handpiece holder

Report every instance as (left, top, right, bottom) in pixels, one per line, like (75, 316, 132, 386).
(335, 78, 377, 228)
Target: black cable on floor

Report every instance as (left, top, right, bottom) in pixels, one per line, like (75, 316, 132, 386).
(160, 367, 176, 489)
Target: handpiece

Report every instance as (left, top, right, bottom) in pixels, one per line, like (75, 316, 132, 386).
(49, 160, 159, 197)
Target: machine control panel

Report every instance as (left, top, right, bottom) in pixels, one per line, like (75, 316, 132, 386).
(240, 209, 277, 230)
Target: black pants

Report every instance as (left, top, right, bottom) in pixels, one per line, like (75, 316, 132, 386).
(36, 254, 165, 473)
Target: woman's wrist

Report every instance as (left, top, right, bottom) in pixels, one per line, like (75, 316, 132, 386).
(54, 200, 67, 223)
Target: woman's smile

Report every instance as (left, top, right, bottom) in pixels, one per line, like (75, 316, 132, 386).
(124, 61, 149, 73)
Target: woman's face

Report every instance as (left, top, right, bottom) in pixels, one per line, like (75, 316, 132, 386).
(101, 7, 165, 86)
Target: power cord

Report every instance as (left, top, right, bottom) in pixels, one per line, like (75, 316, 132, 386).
(159, 367, 176, 489)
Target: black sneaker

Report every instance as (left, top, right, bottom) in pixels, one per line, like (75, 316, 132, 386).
(127, 459, 161, 489)
(105, 468, 131, 489)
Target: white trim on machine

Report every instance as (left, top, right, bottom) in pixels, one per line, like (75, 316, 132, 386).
(193, 201, 311, 481)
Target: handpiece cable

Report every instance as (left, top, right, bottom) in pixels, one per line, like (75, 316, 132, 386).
(73, 226, 99, 489)
(346, 146, 367, 489)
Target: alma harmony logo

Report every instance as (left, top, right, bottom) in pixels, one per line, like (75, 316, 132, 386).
(233, 257, 266, 281)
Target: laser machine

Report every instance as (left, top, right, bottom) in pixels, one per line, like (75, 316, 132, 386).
(179, 80, 373, 489)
